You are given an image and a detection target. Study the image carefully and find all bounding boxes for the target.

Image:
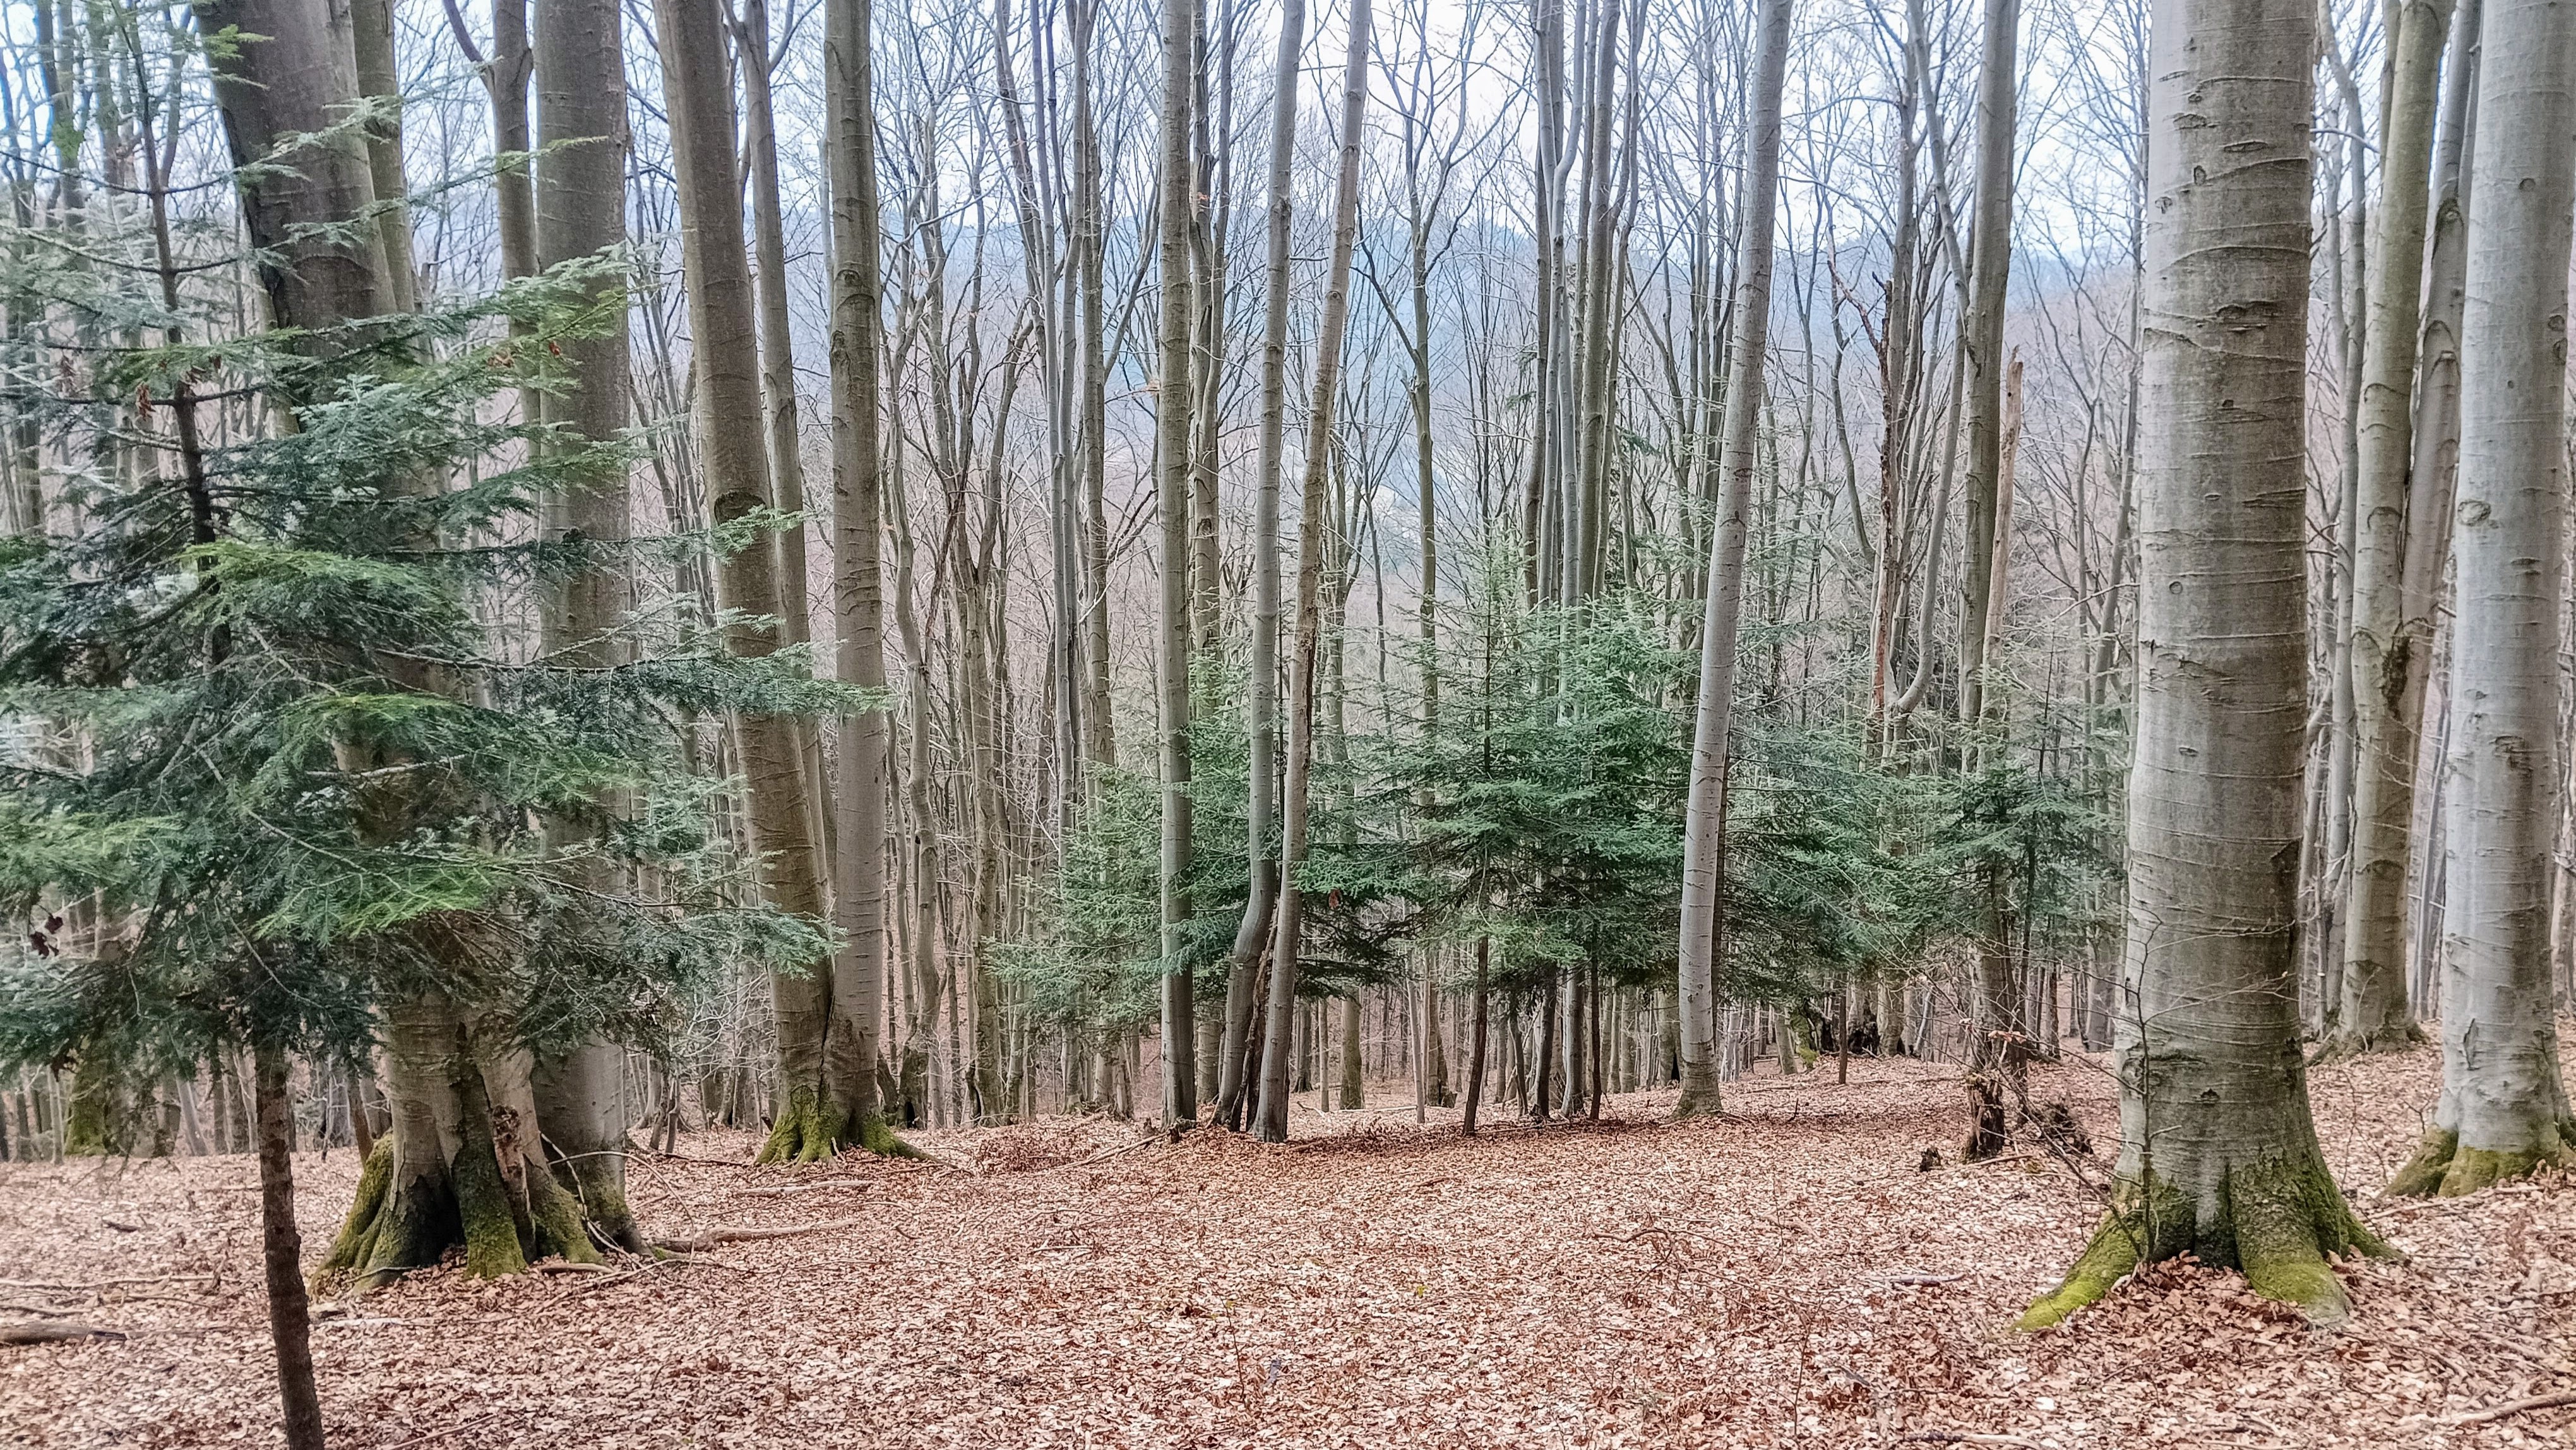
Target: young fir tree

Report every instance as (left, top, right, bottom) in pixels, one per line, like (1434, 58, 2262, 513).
(0, 23, 844, 1439)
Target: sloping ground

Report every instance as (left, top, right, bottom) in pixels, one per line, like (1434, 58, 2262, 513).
(3, 1043, 2569, 1448)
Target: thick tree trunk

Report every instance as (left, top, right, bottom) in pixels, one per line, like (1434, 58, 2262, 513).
(1254, 0, 1371, 1143)
(2024, 0, 2383, 1329)
(1672, 0, 1791, 1120)
(2390, 0, 2576, 1196)
(1154, 0, 1199, 1132)
(528, 0, 644, 1252)
(2335, 0, 2470, 1056)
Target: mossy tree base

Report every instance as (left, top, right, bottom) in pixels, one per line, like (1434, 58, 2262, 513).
(2018, 1154, 2392, 1332)
(756, 1087, 923, 1163)
(317, 1131, 602, 1290)
(2386, 1125, 2575, 1199)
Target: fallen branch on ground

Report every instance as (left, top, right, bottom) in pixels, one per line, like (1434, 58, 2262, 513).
(2447, 1391, 2576, 1427)
(736, 1180, 874, 1197)
(0, 1274, 217, 1294)
(1888, 1271, 1966, 1286)
(1898, 1433, 2045, 1448)
(652, 1219, 861, 1253)
(530, 1261, 620, 1275)
(2, 1320, 125, 1345)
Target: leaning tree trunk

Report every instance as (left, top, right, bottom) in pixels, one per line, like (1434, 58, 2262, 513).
(2022, 0, 2385, 1330)
(527, 0, 646, 1250)
(1215, 0, 1307, 1132)
(2388, 0, 2576, 1197)
(1153, 0, 1200, 1132)
(1253, 0, 1371, 1144)
(651, 0, 839, 1161)
(1672, 0, 1791, 1120)
(2331, 0, 2458, 1057)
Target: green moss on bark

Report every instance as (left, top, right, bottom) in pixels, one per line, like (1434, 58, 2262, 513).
(2019, 1154, 2385, 1331)
(854, 1113, 925, 1159)
(756, 1086, 846, 1163)
(318, 1137, 396, 1282)
(2384, 1128, 2458, 1197)
(2385, 1123, 2575, 1198)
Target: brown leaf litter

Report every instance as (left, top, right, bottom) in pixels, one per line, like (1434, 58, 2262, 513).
(3, 1043, 2568, 1447)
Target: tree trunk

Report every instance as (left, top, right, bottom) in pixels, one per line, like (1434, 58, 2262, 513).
(528, 0, 645, 1252)
(2335, 0, 2469, 1056)
(252, 1046, 325, 1450)
(652, 0, 839, 1160)
(1461, 937, 1491, 1134)
(1672, 0, 1791, 1119)
(1255, 0, 1372, 1142)
(1154, 0, 1200, 1132)
(1215, 0, 1304, 1133)
(2023, 0, 2383, 1329)
(1955, 0, 2018, 726)
(2390, 0, 2576, 1195)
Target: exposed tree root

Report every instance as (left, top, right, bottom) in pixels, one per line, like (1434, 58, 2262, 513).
(2018, 1156, 2391, 1331)
(2385, 1124, 2576, 1198)
(2311, 1019, 2428, 1062)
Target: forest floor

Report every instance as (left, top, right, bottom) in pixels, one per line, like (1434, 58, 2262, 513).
(4, 1041, 2572, 1449)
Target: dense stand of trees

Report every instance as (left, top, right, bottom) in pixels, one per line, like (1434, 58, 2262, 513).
(3, 0, 2575, 1437)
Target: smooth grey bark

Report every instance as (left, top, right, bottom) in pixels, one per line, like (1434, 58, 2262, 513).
(2392, 0, 2576, 1195)
(528, 0, 642, 1249)
(1255, 0, 1372, 1143)
(2333, 0, 2458, 1057)
(821, 0, 903, 1153)
(1671, 0, 1791, 1121)
(737, 0, 833, 856)
(2023, 0, 2381, 1331)
(1217, 0, 1306, 1132)
(1955, 0, 2017, 726)
(652, 0, 837, 1159)
(1154, 0, 1200, 1132)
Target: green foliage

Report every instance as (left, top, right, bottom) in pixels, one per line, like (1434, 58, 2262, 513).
(0, 263, 846, 1093)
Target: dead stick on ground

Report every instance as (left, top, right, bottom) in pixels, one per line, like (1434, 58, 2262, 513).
(1059, 1134, 1160, 1170)
(736, 1181, 875, 1197)
(1899, 1434, 2045, 1448)
(2448, 1391, 2576, 1427)
(652, 1219, 862, 1253)
(0, 1274, 217, 1293)
(1, 1321, 125, 1345)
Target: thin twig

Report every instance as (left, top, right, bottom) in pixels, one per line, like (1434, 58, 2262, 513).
(2447, 1390, 2576, 1427)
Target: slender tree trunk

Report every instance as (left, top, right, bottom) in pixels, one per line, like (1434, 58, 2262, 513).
(1955, 0, 2017, 726)
(2390, 0, 2576, 1195)
(1254, 0, 1371, 1143)
(252, 1045, 325, 1450)
(1672, 0, 1792, 1120)
(2023, 0, 2383, 1330)
(1154, 0, 1200, 1132)
(1215, 0, 1304, 1132)
(653, 0, 838, 1160)
(2336, 0, 2468, 1055)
